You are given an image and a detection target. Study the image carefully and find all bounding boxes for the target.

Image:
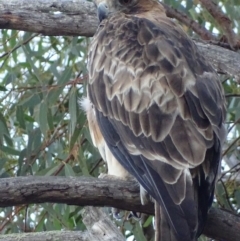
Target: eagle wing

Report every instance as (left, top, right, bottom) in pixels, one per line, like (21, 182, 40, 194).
(81, 97, 131, 179)
(88, 14, 226, 241)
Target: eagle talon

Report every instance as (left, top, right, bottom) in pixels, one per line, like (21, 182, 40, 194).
(127, 211, 142, 221)
(98, 173, 126, 180)
(111, 207, 124, 220)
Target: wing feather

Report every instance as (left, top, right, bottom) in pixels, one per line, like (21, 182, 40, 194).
(88, 13, 225, 241)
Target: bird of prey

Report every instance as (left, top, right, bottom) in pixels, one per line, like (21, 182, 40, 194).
(85, 0, 226, 240)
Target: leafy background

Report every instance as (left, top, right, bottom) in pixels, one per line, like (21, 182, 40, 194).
(0, 0, 239, 240)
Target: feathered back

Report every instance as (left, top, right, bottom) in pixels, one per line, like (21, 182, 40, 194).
(88, 1, 226, 240)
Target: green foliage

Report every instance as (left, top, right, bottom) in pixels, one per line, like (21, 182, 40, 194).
(0, 1, 239, 240)
(164, 0, 240, 36)
(0, 32, 94, 233)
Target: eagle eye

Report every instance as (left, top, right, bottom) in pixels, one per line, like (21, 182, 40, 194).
(119, 0, 132, 5)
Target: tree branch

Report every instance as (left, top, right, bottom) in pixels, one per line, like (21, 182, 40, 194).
(0, 176, 240, 241)
(204, 208, 240, 241)
(0, 231, 87, 241)
(0, 0, 239, 81)
(0, 0, 98, 37)
(0, 207, 125, 241)
(0, 176, 153, 213)
(199, 0, 239, 49)
(161, 2, 217, 41)
(195, 41, 240, 82)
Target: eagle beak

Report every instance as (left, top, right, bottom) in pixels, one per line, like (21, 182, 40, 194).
(97, 2, 109, 22)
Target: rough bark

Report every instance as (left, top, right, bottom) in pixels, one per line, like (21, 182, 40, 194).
(82, 207, 125, 241)
(0, 176, 152, 214)
(0, 231, 87, 241)
(0, 176, 240, 241)
(204, 208, 240, 241)
(0, 0, 98, 37)
(0, 0, 239, 80)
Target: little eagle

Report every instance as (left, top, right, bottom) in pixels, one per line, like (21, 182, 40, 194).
(83, 0, 226, 240)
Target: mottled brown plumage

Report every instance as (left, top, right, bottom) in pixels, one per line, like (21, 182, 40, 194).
(81, 97, 130, 179)
(87, 0, 226, 240)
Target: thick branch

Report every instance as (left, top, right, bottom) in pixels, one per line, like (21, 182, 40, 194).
(0, 176, 240, 241)
(195, 41, 240, 82)
(0, 231, 86, 241)
(204, 207, 240, 241)
(0, 0, 98, 37)
(0, 176, 152, 213)
(0, 0, 239, 80)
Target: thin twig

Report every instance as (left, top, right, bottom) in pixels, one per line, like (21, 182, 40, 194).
(90, 158, 104, 174)
(222, 136, 240, 157)
(225, 94, 240, 98)
(53, 154, 74, 176)
(219, 179, 236, 213)
(220, 163, 240, 180)
(0, 33, 39, 68)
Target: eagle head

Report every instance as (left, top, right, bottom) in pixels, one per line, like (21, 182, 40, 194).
(95, 0, 164, 22)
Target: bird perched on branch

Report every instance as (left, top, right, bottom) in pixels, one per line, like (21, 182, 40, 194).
(84, 0, 226, 240)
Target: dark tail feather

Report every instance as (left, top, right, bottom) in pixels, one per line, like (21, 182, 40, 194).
(155, 201, 178, 241)
(154, 200, 161, 241)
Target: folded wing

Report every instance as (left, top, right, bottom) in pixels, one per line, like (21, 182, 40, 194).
(88, 14, 226, 241)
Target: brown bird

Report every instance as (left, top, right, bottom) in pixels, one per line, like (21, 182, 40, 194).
(81, 96, 131, 180)
(84, 0, 226, 240)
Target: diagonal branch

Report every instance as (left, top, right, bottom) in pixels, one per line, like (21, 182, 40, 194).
(161, 3, 217, 41)
(0, 176, 240, 241)
(195, 41, 240, 83)
(199, 0, 239, 49)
